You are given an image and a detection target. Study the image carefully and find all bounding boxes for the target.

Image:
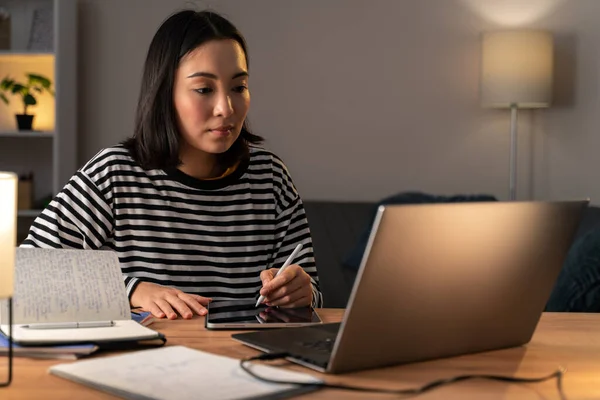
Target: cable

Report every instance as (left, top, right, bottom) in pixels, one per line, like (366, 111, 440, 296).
(240, 353, 567, 399)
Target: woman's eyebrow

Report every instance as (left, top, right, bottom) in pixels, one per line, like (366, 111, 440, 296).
(186, 71, 249, 79)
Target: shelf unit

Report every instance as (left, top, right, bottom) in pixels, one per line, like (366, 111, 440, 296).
(0, 0, 77, 242)
(17, 209, 42, 218)
(0, 50, 53, 55)
(0, 130, 53, 137)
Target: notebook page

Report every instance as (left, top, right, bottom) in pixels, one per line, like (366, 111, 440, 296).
(1, 248, 130, 324)
(49, 346, 323, 400)
(4, 320, 159, 344)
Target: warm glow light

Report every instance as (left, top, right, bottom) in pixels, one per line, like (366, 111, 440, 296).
(0, 172, 17, 299)
(461, 0, 564, 27)
(0, 54, 55, 132)
(481, 30, 553, 108)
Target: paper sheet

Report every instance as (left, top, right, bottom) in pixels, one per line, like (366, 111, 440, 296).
(2, 320, 159, 344)
(50, 345, 323, 400)
(1, 248, 130, 324)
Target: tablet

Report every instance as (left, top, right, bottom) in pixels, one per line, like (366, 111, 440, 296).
(205, 300, 323, 330)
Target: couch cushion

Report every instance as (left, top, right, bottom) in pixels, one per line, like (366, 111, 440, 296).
(546, 226, 600, 312)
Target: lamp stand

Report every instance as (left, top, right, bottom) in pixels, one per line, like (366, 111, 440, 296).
(509, 104, 518, 201)
(0, 298, 13, 387)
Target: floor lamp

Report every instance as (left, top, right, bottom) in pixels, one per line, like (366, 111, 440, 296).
(480, 30, 553, 201)
(0, 172, 17, 387)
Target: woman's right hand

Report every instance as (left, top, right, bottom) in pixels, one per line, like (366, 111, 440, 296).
(130, 282, 211, 320)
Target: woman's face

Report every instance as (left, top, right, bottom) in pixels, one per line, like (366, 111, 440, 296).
(173, 39, 250, 156)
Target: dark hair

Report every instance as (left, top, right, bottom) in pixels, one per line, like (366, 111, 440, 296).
(122, 9, 263, 170)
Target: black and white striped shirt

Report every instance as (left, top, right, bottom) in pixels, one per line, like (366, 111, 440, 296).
(21, 145, 323, 307)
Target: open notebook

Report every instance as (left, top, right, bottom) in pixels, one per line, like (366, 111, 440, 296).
(49, 345, 323, 400)
(0, 248, 163, 346)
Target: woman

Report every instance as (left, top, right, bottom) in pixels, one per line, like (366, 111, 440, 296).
(21, 9, 323, 319)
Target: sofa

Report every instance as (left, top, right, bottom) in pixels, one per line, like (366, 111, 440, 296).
(304, 197, 600, 310)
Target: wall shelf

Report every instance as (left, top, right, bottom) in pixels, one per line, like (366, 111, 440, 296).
(17, 209, 42, 218)
(0, 50, 54, 55)
(0, 52, 54, 63)
(0, 130, 54, 137)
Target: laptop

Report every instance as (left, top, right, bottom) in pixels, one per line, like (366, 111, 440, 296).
(232, 200, 588, 374)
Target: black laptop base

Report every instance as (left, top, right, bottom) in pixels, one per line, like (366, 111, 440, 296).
(232, 323, 341, 370)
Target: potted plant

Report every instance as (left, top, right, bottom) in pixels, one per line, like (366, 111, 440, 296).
(0, 73, 54, 131)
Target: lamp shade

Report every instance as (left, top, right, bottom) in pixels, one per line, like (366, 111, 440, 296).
(0, 172, 17, 299)
(481, 30, 553, 108)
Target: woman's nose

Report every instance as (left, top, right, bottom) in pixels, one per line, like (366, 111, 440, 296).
(214, 93, 234, 117)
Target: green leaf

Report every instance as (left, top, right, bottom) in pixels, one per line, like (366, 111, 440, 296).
(27, 74, 51, 89)
(33, 86, 42, 93)
(0, 93, 8, 104)
(0, 77, 14, 90)
(23, 94, 36, 106)
(12, 83, 25, 94)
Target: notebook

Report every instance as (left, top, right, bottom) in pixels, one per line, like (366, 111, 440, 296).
(49, 345, 323, 400)
(0, 248, 164, 346)
(0, 332, 99, 360)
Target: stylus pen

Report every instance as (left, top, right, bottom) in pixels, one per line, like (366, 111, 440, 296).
(255, 243, 303, 307)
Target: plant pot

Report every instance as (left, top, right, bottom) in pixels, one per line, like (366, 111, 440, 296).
(15, 114, 34, 131)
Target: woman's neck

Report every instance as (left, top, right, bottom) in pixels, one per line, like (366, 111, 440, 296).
(178, 145, 223, 180)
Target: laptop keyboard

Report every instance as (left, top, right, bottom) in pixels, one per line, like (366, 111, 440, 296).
(284, 324, 341, 369)
(296, 337, 335, 353)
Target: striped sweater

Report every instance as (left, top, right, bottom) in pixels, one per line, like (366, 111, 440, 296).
(21, 145, 323, 307)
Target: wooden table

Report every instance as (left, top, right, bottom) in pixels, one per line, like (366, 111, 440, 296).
(2, 310, 600, 399)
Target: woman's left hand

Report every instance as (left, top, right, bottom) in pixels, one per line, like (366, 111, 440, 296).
(259, 264, 313, 307)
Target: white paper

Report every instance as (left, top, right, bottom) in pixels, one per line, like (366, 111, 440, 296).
(49, 346, 323, 400)
(3, 248, 130, 324)
(3, 320, 158, 344)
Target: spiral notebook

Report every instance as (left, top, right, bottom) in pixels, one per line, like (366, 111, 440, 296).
(49, 345, 323, 400)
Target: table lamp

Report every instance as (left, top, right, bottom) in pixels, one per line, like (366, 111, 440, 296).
(0, 172, 17, 387)
(480, 30, 553, 200)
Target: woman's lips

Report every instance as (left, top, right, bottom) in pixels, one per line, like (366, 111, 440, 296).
(210, 126, 234, 136)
